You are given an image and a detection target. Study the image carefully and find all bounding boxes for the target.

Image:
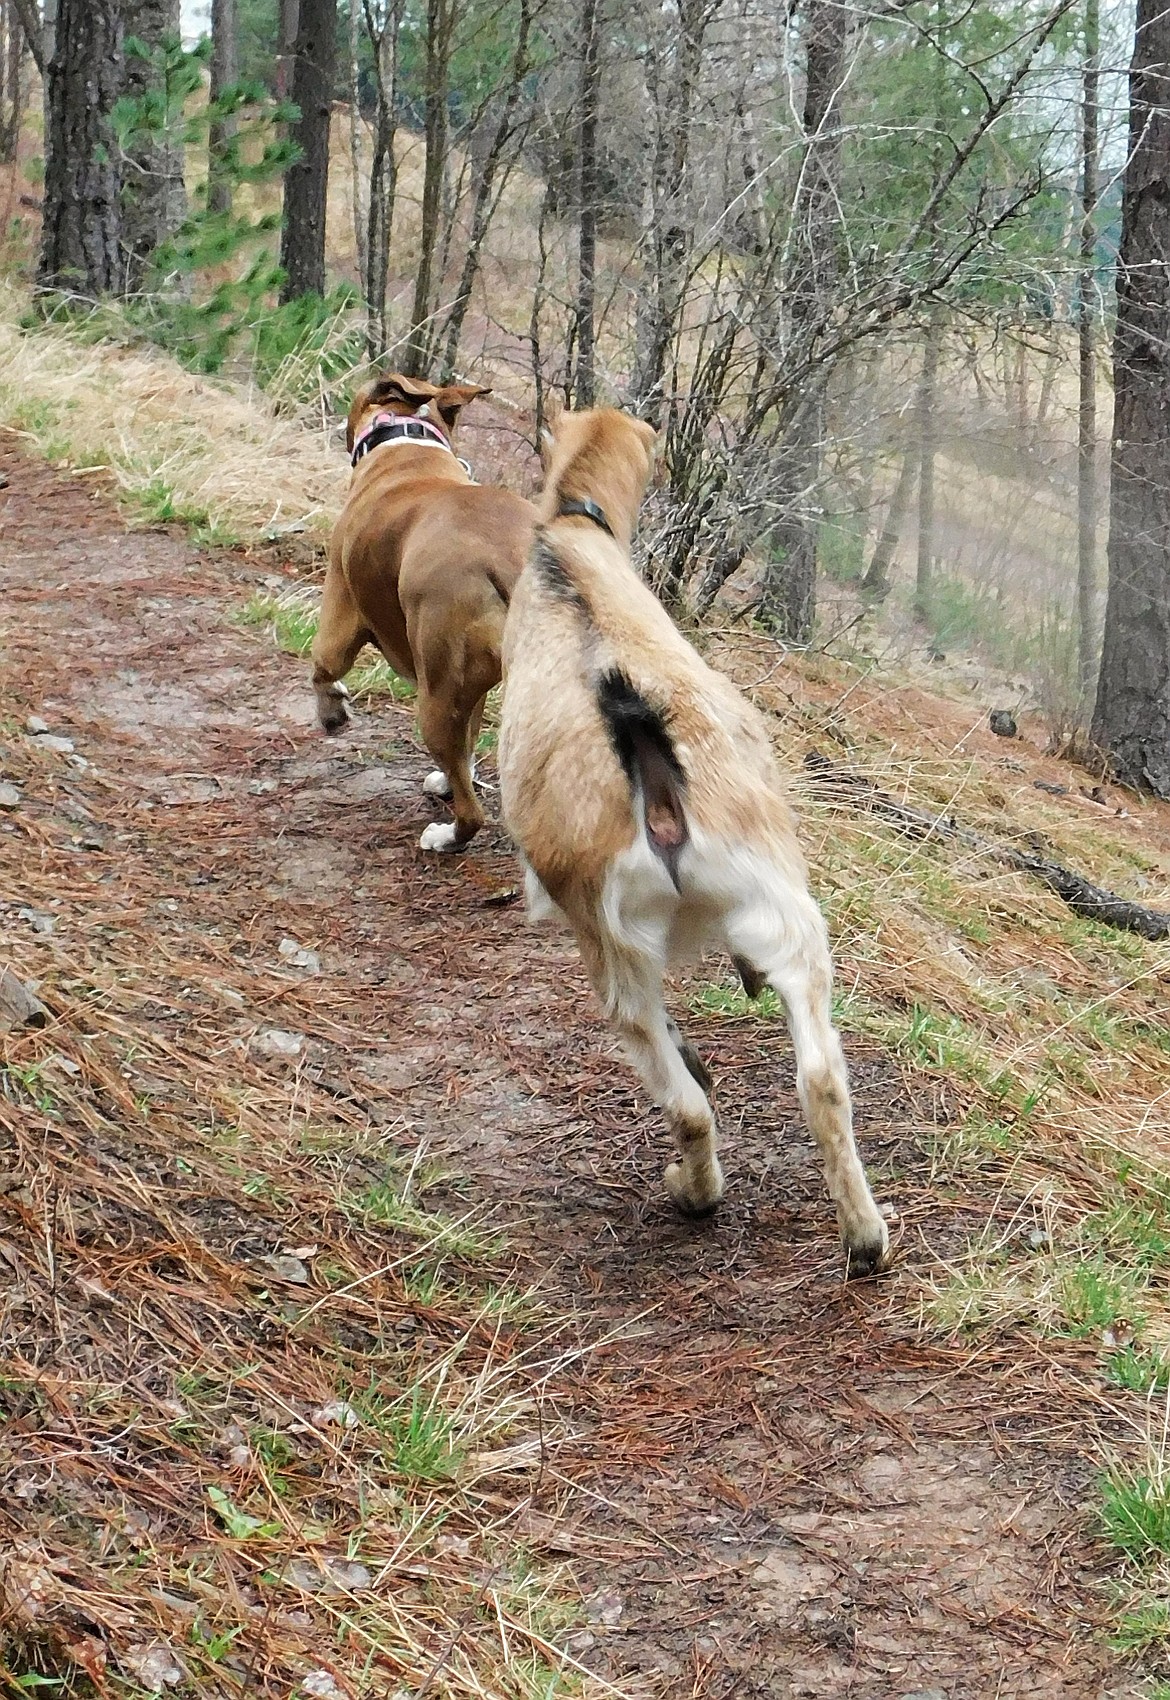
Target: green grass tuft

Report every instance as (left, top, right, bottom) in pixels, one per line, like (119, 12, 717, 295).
(1101, 1466, 1170, 1563)
(237, 591, 415, 700)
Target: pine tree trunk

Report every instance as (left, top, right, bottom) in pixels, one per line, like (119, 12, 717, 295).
(914, 314, 941, 622)
(438, 0, 533, 379)
(573, 0, 600, 407)
(276, 0, 299, 98)
(347, 0, 366, 299)
(862, 451, 916, 603)
(364, 0, 401, 361)
(1076, 0, 1100, 705)
(404, 0, 452, 374)
(757, 0, 849, 644)
(1, 4, 23, 162)
(120, 0, 186, 291)
(37, 0, 123, 296)
(1090, 0, 1170, 795)
(629, 0, 706, 423)
(279, 0, 337, 302)
(208, 0, 238, 217)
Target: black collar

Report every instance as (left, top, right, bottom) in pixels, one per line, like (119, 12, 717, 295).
(555, 496, 613, 537)
(351, 415, 452, 467)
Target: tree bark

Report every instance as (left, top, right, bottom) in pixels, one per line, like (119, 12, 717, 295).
(120, 0, 187, 291)
(1076, 0, 1100, 704)
(1091, 0, 1170, 795)
(37, 0, 123, 297)
(862, 450, 915, 603)
(914, 313, 941, 622)
(8, 0, 42, 76)
(758, 0, 849, 644)
(404, 0, 453, 374)
(208, 0, 238, 217)
(276, 0, 299, 98)
(438, 0, 534, 379)
(363, 0, 401, 360)
(573, 0, 600, 406)
(1, 3, 24, 162)
(279, 0, 337, 302)
(629, 0, 708, 422)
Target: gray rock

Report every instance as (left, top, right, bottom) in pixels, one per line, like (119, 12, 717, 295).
(0, 966, 48, 1031)
(249, 1027, 305, 1060)
(25, 716, 49, 735)
(0, 784, 21, 810)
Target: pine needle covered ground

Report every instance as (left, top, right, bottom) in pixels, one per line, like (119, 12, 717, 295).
(2, 297, 1170, 1695)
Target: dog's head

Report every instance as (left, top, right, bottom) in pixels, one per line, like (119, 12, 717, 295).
(345, 373, 492, 454)
(540, 407, 659, 540)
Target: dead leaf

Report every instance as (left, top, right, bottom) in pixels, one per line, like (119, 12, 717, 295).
(120, 1642, 186, 1690)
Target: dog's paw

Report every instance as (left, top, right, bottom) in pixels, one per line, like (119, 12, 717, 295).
(316, 681, 351, 734)
(419, 821, 462, 853)
(423, 769, 453, 798)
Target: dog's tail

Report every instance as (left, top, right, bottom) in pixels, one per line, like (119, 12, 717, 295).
(596, 667, 689, 886)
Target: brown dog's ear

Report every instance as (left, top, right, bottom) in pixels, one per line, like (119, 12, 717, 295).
(370, 372, 440, 407)
(432, 383, 491, 431)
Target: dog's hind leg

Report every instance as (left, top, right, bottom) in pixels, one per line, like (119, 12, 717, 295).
(577, 930, 722, 1216)
(311, 570, 371, 733)
(723, 884, 889, 1276)
(416, 686, 486, 852)
(423, 691, 485, 799)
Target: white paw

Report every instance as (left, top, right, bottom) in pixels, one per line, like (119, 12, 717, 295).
(423, 768, 453, 798)
(334, 681, 350, 700)
(419, 821, 461, 852)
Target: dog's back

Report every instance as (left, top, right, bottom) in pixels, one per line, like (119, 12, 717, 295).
(502, 509, 800, 915)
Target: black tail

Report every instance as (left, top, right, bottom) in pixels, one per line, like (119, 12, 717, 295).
(596, 668, 689, 885)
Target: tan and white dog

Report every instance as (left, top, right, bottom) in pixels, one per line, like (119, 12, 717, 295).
(498, 408, 889, 1276)
(312, 372, 537, 850)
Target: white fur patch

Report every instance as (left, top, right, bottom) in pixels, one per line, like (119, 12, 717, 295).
(522, 861, 563, 924)
(423, 769, 453, 798)
(419, 821, 460, 852)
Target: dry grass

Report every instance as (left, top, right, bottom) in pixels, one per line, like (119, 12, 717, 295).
(0, 283, 346, 545)
(0, 719, 642, 1700)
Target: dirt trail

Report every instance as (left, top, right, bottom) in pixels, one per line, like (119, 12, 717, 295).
(0, 445, 1137, 1699)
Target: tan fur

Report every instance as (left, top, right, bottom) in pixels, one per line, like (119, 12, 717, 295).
(313, 372, 537, 851)
(499, 407, 890, 1276)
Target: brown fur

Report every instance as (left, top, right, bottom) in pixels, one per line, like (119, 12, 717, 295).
(313, 372, 537, 850)
(499, 407, 890, 1275)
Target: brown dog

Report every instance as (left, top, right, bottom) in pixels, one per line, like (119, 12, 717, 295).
(312, 372, 537, 850)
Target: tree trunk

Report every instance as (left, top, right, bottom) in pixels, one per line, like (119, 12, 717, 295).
(279, 0, 337, 302)
(120, 0, 186, 291)
(757, 0, 849, 644)
(573, 0, 600, 406)
(364, 0, 401, 361)
(629, 0, 707, 423)
(276, 0, 299, 98)
(404, 0, 453, 374)
(0, 4, 24, 162)
(1076, 0, 1100, 704)
(862, 451, 916, 603)
(347, 0, 366, 300)
(8, 0, 42, 76)
(37, 0, 122, 297)
(208, 0, 238, 217)
(438, 0, 533, 379)
(1090, 0, 1170, 795)
(914, 314, 941, 622)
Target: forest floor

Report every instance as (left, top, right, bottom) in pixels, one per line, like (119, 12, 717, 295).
(0, 440, 1155, 1699)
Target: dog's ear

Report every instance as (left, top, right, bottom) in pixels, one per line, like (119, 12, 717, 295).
(432, 383, 491, 430)
(371, 372, 440, 407)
